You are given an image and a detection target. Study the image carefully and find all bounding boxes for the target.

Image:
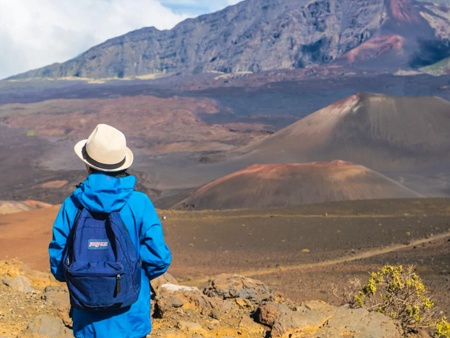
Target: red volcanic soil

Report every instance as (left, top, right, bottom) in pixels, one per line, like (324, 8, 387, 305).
(1, 198, 450, 316)
(343, 34, 404, 64)
(389, 0, 422, 23)
(173, 161, 421, 210)
(337, 0, 446, 69)
(0, 206, 60, 269)
(0, 95, 267, 156)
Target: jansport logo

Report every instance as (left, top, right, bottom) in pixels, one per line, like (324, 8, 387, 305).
(88, 239, 110, 250)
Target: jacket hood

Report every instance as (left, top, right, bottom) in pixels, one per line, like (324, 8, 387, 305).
(73, 172, 136, 213)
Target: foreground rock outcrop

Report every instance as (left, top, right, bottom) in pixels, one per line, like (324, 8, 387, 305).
(0, 259, 406, 338)
(152, 273, 403, 337)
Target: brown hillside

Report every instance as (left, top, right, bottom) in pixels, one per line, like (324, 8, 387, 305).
(240, 93, 450, 173)
(173, 161, 421, 210)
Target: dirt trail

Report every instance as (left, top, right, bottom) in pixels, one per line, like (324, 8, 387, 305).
(186, 230, 450, 286)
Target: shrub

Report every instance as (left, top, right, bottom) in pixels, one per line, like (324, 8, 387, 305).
(26, 129, 37, 137)
(435, 317, 450, 337)
(339, 265, 449, 337)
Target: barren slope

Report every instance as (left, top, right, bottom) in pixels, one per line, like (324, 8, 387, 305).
(0, 95, 269, 204)
(338, 0, 450, 69)
(173, 161, 421, 210)
(240, 93, 450, 173)
(0, 95, 267, 157)
(1, 198, 449, 318)
(0, 200, 52, 215)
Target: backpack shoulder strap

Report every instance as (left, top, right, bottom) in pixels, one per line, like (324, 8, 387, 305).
(107, 208, 140, 256)
(63, 206, 85, 266)
(67, 205, 85, 238)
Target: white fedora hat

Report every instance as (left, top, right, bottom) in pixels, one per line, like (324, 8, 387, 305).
(74, 124, 134, 172)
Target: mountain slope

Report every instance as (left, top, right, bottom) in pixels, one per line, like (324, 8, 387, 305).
(173, 161, 422, 210)
(338, 0, 450, 69)
(238, 93, 450, 173)
(9, 0, 450, 79)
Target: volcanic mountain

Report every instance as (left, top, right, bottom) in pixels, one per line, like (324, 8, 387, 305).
(0, 92, 449, 205)
(172, 161, 421, 210)
(8, 0, 450, 80)
(218, 92, 450, 198)
(238, 93, 450, 174)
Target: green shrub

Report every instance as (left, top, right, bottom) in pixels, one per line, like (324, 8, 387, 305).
(26, 129, 37, 137)
(435, 317, 450, 337)
(343, 265, 449, 337)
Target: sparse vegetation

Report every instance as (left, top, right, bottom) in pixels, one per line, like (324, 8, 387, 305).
(336, 265, 450, 337)
(435, 317, 450, 337)
(26, 129, 36, 137)
(420, 57, 450, 76)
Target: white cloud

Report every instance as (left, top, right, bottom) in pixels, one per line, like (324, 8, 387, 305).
(0, 0, 244, 79)
(159, 0, 242, 14)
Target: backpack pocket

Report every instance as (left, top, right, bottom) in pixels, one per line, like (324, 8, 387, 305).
(66, 261, 134, 311)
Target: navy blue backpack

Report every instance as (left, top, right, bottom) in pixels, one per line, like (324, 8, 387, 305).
(62, 207, 141, 311)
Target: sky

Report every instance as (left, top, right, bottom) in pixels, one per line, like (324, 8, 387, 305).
(0, 0, 243, 80)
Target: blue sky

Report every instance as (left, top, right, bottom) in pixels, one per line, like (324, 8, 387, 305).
(0, 0, 243, 79)
(159, 0, 241, 14)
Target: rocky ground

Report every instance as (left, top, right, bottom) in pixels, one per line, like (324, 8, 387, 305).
(1, 198, 449, 337)
(0, 259, 406, 338)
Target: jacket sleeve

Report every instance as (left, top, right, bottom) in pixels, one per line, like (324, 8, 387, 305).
(138, 196, 172, 280)
(48, 197, 77, 282)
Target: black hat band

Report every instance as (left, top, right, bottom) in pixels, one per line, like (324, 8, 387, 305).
(82, 145, 126, 170)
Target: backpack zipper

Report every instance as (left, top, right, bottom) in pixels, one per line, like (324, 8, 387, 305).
(116, 274, 121, 294)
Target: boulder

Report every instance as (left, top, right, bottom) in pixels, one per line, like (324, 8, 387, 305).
(257, 300, 402, 338)
(203, 273, 273, 309)
(43, 285, 71, 326)
(24, 314, 72, 338)
(2, 275, 35, 293)
(155, 283, 224, 318)
(151, 272, 178, 293)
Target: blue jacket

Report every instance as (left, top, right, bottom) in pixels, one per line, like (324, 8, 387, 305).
(49, 172, 172, 338)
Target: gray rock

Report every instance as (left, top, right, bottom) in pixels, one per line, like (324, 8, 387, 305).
(316, 306, 402, 338)
(204, 273, 273, 307)
(43, 285, 69, 309)
(3, 275, 35, 293)
(43, 285, 71, 326)
(156, 283, 219, 317)
(257, 300, 402, 338)
(25, 314, 72, 338)
(151, 272, 178, 294)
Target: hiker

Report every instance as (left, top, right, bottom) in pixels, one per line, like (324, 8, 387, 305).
(48, 123, 172, 338)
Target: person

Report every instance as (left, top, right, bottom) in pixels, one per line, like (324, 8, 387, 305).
(48, 123, 172, 338)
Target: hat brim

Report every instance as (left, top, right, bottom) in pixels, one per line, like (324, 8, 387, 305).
(74, 139, 134, 172)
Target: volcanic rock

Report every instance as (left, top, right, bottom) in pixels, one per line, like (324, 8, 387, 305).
(9, 0, 450, 79)
(257, 300, 403, 337)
